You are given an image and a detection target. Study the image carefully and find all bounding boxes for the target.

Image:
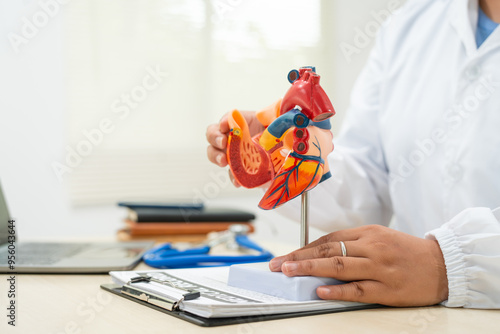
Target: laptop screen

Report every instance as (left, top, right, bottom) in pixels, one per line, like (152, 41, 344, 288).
(0, 182, 10, 245)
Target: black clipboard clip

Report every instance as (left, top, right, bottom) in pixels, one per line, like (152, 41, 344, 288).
(119, 276, 200, 312)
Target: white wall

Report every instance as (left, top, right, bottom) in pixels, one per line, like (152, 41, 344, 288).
(0, 0, 403, 240)
(0, 1, 74, 239)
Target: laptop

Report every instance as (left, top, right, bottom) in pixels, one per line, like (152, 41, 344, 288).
(0, 182, 153, 273)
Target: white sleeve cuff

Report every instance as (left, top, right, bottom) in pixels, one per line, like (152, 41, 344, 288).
(426, 225, 468, 307)
(426, 207, 500, 309)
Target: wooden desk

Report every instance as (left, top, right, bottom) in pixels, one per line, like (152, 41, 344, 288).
(1, 241, 498, 334)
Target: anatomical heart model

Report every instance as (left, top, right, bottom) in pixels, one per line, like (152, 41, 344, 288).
(227, 66, 335, 211)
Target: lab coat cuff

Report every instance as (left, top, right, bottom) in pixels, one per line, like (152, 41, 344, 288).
(425, 226, 468, 308)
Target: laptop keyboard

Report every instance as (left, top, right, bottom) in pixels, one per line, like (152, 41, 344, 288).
(0, 242, 88, 265)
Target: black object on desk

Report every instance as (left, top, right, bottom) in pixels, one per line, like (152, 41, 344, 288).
(118, 202, 204, 211)
(126, 207, 256, 223)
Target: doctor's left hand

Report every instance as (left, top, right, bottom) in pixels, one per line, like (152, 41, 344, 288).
(269, 225, 449, 307)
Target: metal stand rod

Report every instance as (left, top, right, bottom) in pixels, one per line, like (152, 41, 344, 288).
(300, 192, 309, 247)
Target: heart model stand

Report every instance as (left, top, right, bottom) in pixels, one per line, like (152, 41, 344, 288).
(227, 187, 345, 302)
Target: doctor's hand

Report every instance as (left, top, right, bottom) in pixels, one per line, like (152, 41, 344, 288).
(206, 111, 263, 186)
(269, 225, 449, 307)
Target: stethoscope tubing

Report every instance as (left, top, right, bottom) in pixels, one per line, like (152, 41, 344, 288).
(142, 235, 273, 269)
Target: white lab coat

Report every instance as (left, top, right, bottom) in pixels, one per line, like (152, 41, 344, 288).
(277, 0, 500, 308)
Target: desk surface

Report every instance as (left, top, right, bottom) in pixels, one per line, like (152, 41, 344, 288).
(1, 241, 499, 334)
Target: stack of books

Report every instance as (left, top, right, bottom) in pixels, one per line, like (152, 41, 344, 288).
(116, 202, 255, 242)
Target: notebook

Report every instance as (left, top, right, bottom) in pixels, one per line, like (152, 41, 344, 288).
(0, 181, 153, 273)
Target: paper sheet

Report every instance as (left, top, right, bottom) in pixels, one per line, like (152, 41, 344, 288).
(110, 267, 365, 318)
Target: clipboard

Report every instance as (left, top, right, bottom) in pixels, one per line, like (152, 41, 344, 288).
(100, 282, 382, 327)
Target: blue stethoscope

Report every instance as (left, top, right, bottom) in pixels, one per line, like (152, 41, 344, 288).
(143, 224, 274, 269)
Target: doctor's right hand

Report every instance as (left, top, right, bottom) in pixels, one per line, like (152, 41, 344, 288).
(206, 111, 263, 185)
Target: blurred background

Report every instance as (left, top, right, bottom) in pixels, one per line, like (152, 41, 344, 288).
(0, 0, 403, 241)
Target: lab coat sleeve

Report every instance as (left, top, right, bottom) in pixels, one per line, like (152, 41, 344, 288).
(273, 27, 393, 232)
(425, 207, 500, 308)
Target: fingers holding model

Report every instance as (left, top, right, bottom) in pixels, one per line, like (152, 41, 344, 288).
(205, 111, 263, 168)
(269, 225, 449, 307)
